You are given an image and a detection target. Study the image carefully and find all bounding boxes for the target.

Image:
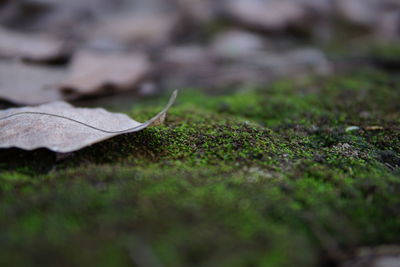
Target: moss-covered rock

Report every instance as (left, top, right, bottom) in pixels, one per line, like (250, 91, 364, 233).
(0, 67, 399, 267)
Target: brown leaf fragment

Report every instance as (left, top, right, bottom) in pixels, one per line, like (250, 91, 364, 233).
(336, 0, 379, 27)
(175, 0, 217, 23)
(0, 27, 66, 62)
(365, 126, 384, 131)
(0, 90, 177, 153)
(59, 51, 151, 98)
(224, 0, 308, 32)
(88, 13, 179, 50)
(342, 245, 400, 267)
(0, 60, 64, 105)
(210, 30, 267, 59)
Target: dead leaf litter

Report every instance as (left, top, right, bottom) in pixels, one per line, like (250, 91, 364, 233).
(0, 90, 177, 153)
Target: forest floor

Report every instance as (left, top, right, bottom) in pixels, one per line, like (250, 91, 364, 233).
(1, 64, 399, 266)
(1, 1, 400, 266)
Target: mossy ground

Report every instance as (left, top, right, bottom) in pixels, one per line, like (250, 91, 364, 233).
(0, 66, 399, 267)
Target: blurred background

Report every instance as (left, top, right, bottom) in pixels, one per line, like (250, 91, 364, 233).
(0, 0, 399, 108)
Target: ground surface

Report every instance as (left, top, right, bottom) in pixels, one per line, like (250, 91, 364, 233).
(0, 65, 399, 266)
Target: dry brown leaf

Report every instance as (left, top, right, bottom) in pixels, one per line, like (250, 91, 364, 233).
(0, 60, 64, 105)
(88, 13, 179, 50)
(365, 126, 384, 131)
(0, 27, 66, 62)
(336, 0, 378, 26)
(59, 51, 151, 98)
(175, 0, 217, 23)
(210, 30, 266, 59)
(0, 90, 177, 153)
(225, 0, 307, 31)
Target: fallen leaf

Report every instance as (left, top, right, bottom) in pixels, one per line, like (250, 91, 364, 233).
(375, 10, 400, 40)
(161, 45, 218, 89)
(342, 245, 400, 267)
(336, 0, 378, 26)
(0, 60, 64, 105)
(88, 13, 179, 50)
(345, 126, 360, 132)
(0, 90, 177, 153)
(175, 0, 217, 23)
(224, 0, 307, 32)
(0, 27, 66, 62)
(210, 30, 266, 59)
(365, 126, 384, 131)
(59, 51, 151, 98)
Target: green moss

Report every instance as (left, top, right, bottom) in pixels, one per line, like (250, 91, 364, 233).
(0, 68, 399, 266)
(367, 42, 400, 60)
